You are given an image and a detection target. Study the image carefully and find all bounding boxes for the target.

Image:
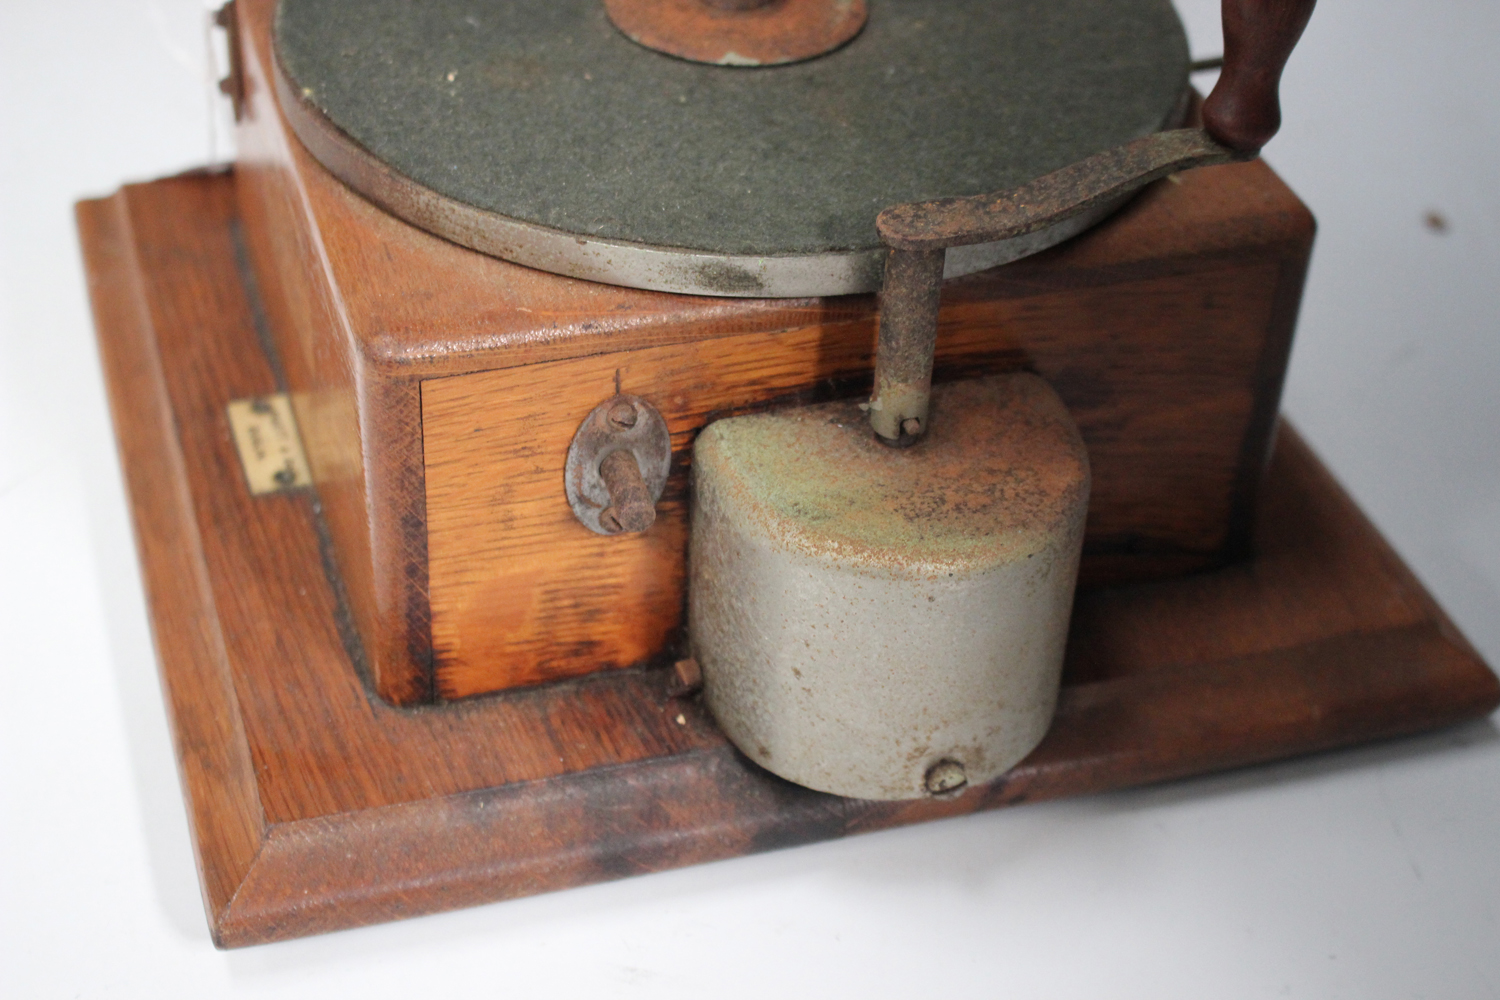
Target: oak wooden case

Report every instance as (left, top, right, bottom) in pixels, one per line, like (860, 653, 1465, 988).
(229, 0, 1314, 705)
(78, 170, 1498, 946)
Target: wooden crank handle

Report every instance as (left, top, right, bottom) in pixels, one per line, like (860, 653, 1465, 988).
(1202, 0, 1318, 152)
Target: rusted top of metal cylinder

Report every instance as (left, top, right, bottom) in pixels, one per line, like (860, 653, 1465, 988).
(692, 374, 1090, 575)
(603, 0, 867, 67)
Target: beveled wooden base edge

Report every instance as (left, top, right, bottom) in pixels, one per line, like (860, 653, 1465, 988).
(79, 180, 268, 933)
(79, 173, 1499, 948)
(218, 623, 1494, 947)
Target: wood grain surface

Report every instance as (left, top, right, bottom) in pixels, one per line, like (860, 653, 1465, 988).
(230, 0, 1314, 701)
(80, 169, 1497, 947)
(423, 263, 1292, 694)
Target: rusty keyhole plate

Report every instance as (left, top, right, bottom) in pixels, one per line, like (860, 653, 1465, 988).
(564, 395, 672, 535)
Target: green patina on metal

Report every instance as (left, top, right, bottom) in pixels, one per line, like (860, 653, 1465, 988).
(276, 0, 1188, 257)
(692, 375, 1091, 574)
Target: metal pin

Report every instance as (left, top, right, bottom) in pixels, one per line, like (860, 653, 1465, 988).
(598, 449, 656, 534)
(869, 247, 946, 446)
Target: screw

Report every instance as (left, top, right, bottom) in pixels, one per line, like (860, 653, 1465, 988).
(924, 759, 967, 795)
(598, 508, 624, 533)
(607, 400, 638, 430)
(901, 417, 923, 437)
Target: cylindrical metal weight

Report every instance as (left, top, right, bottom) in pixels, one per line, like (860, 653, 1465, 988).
(689, 374, 1089, 800)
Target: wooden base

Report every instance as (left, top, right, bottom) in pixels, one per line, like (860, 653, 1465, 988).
(79, 170, 1498, 949)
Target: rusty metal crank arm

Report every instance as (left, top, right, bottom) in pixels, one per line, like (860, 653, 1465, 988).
(878, 130, 1250, 257)
(866, 0, 1316, 446)
(868, 130, 1249, 445)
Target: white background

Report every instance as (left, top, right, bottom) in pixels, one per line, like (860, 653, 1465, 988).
(2, 1, 1497, 996)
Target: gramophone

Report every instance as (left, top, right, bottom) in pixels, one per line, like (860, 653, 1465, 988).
(76, 0, 1497, 946)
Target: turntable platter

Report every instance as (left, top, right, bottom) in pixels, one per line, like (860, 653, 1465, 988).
(275, 0, 1189, 295)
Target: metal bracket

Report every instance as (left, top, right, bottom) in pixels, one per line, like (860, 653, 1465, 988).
(215, 1, 247, 122)
(564, 395, 672, 536)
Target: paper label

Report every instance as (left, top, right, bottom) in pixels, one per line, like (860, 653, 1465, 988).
(226, 394, 312, 496)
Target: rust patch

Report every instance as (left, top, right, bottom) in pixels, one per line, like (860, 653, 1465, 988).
(603, 0, 867, 67)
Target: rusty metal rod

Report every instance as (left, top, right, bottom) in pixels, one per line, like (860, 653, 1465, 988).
(598, 449, 657, 533)
(869, 247, 946, 446)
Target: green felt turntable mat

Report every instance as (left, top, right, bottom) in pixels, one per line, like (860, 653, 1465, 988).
(277, 0, 1188, 262)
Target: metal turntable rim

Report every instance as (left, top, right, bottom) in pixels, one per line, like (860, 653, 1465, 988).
(274, 0, 1191, 298)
